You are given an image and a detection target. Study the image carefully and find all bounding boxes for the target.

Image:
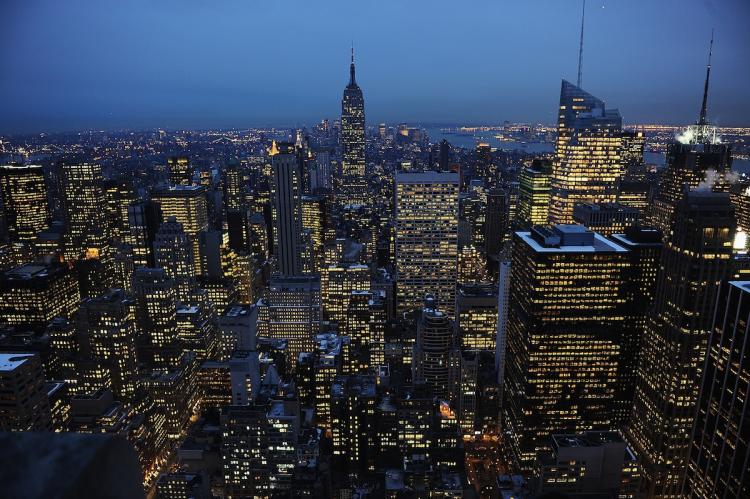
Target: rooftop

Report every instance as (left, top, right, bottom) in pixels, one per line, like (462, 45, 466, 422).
(0, 352, 34, 371)
(395, 170, 459, 184)
(519, 225, 628, 253)
(4, 263, 59, 281)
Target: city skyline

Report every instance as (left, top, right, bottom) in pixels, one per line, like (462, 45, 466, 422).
(2, 3, 750, 498)
(2, 0, 750, 133)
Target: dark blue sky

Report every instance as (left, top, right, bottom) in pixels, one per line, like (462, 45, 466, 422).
(1, 0, 748, 133)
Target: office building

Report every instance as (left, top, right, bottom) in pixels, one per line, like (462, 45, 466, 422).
(572, 202, 640, 235)
(516, 159, 552, 228)
(176, 302, 219, 362)
(59, 162, 109, 260)
(503, 224, 632, 473)
(257, 276, 320, 368)
(0, 164, 50, 244)
(300, 195, 324, 273)
(133, 268, 181, 368)
(649, 50, 732, 234)
(321, 263, 370, 326)
(152, 185, 209, 275)
(75, 289, 139, 401)
(339, 49, 368, 207)
(683, 281, 750, 498)
(533, 432, 641, 498)
(153, 217, 196, 303)
(412, 297, 460, 401)
(143, 351, 199, 441)
(221, 403, 272, 497)
(269, 141, 304, 276)
(0, 352, 52, 431)
(549, 81, 625, 224)
(345, 290, 386, 369)
(395, 172, 459, 315)
(126, 200, 162, 268)
(0, 262, 80, 331)
(167, 156, 193, 186)
(456, 283, 498, 351)
(626, 192, 735, 497)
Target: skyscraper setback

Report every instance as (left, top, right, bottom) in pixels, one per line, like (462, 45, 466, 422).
(339, 49, 367, 207)
(549, 81, 625, 225)
(0, 15, 747, 499)
(626, 192, 735, 497)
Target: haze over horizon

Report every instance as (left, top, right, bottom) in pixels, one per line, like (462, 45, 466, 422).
(1, 0, 749, 133)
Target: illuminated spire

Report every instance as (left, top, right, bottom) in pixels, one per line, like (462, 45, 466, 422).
(349, 44, 356, 86)
(577, 0, 585, 88)
(698, 30, 714, 126)
(268, 140, 279, 156)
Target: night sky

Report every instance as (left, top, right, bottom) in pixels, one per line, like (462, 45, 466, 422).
(1, 0, 749, 133)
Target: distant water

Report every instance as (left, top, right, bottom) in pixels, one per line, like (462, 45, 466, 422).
(427, 127, 750, 173)
(426, 128, 553, 154)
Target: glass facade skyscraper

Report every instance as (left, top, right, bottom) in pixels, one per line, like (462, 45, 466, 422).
(549, 81, 624, 225)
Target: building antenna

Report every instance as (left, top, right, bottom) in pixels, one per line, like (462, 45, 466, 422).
(698, 29, 714, 126)
(577, 0, 586, 88)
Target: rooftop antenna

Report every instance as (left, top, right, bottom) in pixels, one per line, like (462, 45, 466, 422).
(698, 29, 714, 126)
(577, 0, 586, 88)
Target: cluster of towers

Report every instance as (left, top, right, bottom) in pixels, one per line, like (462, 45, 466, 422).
(0, 33, 747, 499)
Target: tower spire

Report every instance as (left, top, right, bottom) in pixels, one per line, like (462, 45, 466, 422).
(698, 30, 714, 126)
(349, 44, 356, 86)
(577, 0, 585, 88)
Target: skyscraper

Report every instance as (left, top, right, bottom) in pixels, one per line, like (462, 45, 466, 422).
(152, 185, 208, 275)
(320, 263, 369, 326)
(59, 162, 109, 261)
(0, 262, 80, 332)
(0, 164, 50, 244)
(0, 352, 52, 431)
(256, 276, 320, 368)
(153, 217, 196, 303)
(649, 40, 732, 235)
(683, 280, 750, 498)
(456, 283, 498, 351)
(412, 297, 460, 401)
(126, 200, 162, 268)
(167, 156, 193, 186)
(395, 172, 459, 315)
(339, 48, 367, 207)
(549, 81, 624, 225)
(269, 141, 303, 277)
(75, 289, 139, 401)
(516, 159, 552, 228)
(503, 224, 631, 473)
(484, 188, 508, 260)
(133, 268, 182, 369)
(626, 192, 735, 497)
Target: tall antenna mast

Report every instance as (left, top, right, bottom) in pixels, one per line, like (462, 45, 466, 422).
(577, 0, 586, 87)
(698, 29, 714, 125)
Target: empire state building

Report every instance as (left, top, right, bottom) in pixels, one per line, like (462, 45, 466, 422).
(339, 48, 368, 207)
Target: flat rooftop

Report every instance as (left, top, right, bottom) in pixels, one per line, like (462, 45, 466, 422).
(395, 171, 459, 184)
(221, 304, 255, 317)
(0, 353, 34, 371)
(4, 263, 57, 280)
(518, 225, 628, 254)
